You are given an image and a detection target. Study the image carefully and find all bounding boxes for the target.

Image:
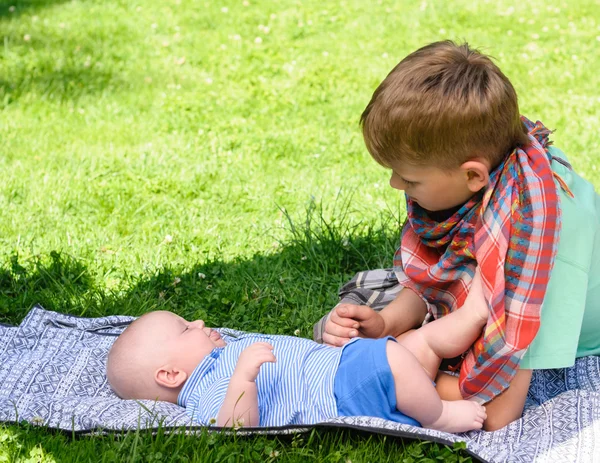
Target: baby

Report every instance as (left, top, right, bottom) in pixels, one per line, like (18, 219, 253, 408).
(107, 271, 488, 433)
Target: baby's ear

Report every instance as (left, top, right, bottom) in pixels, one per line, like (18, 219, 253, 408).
(155, 365, 188, 389)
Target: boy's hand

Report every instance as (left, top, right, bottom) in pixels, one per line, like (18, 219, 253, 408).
(232, 342, 276, 382)
(322, 304, 386, 347)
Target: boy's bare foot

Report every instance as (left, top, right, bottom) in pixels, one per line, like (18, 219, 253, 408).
(424, 400, 487, 433)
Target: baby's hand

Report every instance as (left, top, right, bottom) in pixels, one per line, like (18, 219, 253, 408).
(323, 304, 385, 347)
(232, 342, 276, 382)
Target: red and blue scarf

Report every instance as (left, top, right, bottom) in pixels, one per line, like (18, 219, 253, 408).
(395, 117, 570, 402)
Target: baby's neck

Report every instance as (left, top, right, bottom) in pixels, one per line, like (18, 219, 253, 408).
(158, 383, 185, 404)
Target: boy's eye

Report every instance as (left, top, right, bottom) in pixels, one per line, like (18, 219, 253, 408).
(401, 178, 416, 186)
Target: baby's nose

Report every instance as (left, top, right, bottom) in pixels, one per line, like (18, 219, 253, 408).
(189, 320, 206, 329)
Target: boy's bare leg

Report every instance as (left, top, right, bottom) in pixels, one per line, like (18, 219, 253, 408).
(386, 341, 487, 433)
(397, 268, 488, 379)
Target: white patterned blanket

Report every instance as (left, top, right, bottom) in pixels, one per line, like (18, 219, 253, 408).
(1, 305, 599, 463)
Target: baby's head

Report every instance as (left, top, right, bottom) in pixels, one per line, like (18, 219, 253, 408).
(106, 311, 226, 403)
(361, 40, 529, 171)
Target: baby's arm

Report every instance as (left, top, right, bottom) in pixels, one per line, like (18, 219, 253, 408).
(323, 288, 427, 346)
(217, 342, 275, 427)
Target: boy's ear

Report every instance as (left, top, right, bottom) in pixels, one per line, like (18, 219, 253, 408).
(155, 365, 188, 389)
(460, 159, 490, 193)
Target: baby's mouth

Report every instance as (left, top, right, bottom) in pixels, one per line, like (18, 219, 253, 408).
(209, 330, 227, 346)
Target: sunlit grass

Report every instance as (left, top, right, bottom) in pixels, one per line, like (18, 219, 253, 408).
(1, 0, 598, 460)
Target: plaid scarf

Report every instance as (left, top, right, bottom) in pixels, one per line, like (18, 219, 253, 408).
(394, 117, 567, 403)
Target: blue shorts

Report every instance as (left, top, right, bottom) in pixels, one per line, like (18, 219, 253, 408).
(334, 337, 421, 427)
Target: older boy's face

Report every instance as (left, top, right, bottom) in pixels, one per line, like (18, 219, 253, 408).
(388, 161, 476, 212)
(152, 311, 226, 375)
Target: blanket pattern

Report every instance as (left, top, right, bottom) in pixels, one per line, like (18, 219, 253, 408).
(2, 304, 600, 463)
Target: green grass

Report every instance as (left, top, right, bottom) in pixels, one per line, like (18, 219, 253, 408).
(0, 425, 473, 463)
(1, 0, 599, 461)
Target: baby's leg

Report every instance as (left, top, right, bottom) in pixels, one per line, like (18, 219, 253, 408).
(386, 341, 486, 433)
(397, 268, 488, 379)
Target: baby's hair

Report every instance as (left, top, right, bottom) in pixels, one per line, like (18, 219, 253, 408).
(360, 40, 529, 169)
(106, 315, 160, 400)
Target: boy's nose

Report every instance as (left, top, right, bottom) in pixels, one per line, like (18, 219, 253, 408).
(389, 175, 405, 191)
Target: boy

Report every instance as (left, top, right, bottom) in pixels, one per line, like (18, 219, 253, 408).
(106, 269, 487, 433)
(320, 40, 600, 430)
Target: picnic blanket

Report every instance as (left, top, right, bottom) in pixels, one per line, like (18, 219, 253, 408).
(1, 304, 599, 463)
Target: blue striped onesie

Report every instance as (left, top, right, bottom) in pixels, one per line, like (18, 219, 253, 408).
(177, 333, 343, 427)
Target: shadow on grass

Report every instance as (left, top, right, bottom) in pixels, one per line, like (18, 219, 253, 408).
(0, 66, 125, 106)
(0, 0, 71, 18)
(1, 1, 137, 106)
(0, 207, 402, 335)
(0, 217, 480, 463)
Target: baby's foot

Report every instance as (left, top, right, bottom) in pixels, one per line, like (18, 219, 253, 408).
(424, 400, 486, 433)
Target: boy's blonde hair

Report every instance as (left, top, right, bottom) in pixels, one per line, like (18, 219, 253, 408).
(360, 41, 529, 169)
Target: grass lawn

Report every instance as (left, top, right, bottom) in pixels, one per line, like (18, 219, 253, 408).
(1, 0, 599, 461)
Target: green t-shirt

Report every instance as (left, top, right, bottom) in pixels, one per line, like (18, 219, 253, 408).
(520, 146, 600, 369)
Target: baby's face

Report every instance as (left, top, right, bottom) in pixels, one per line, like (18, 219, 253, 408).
(154, 312, 227, 375)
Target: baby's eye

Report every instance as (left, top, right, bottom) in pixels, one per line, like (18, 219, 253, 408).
(401, 178, 416, 186)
